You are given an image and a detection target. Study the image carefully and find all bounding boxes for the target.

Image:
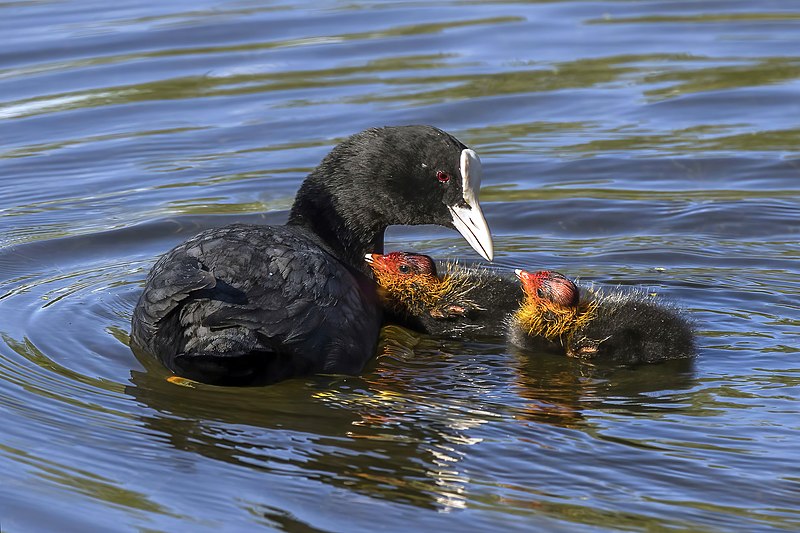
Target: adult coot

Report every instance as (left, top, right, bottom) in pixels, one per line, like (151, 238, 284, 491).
(130, 126, 494, 385)
(509, 269, 696, 363)
(365, 251, 519, 336)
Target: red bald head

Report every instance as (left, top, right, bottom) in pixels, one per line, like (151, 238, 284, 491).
(516, 269, 580, 308)
(365, 252, 438, 278)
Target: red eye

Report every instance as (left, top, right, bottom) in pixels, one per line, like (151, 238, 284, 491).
(436, 170, 450, 183)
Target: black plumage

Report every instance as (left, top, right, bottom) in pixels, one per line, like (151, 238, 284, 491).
(131, 126, 493, 385)
(575, 291, 696, 363)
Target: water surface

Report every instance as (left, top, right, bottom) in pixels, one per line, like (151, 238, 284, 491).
(1, 1, 799, 531)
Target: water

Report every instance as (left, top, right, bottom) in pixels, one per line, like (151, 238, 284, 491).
(1, 0, 799, 531)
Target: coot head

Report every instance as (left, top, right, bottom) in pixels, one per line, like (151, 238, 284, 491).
(365, 251, 478, 319)
(512, 269, 590, 343)
(289, 126, 493, 269)
(364, 251, 439, 278)
(515, 269, 580, 308)
(364, 251, 442, 313)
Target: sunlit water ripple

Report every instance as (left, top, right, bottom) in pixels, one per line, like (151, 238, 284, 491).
(1, 1, 799, 531)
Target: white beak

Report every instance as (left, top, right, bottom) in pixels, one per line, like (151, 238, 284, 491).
(448, 148, 494, 261)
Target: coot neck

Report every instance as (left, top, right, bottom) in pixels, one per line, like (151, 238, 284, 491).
(288, 179, 386, 276)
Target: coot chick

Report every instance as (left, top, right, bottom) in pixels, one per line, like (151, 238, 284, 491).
(365, 251, 520, 337)
(509, 269, 696, 363)
(130, 126, 494, 385)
